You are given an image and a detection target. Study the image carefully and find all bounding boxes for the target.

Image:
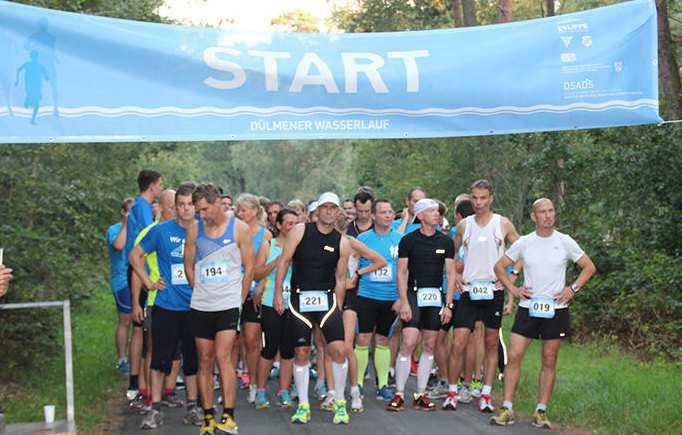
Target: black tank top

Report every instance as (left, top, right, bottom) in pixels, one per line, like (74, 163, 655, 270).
(291, 223, 341, 291)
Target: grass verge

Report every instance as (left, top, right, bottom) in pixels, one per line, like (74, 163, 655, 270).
(2, 288, 126, 433)
(496, 316, 682, 434)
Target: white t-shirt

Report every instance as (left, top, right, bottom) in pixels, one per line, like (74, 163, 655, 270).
(505, 230, 584, 309)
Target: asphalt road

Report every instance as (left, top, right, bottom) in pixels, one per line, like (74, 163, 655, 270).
(118, 374, 551, 435)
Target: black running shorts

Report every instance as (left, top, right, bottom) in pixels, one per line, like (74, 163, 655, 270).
(150, 306, 197, 376)
(355, 295, 397, 337)
(453, 291, 504, 331)
(289, 289, 344, 347)
(402, 289, 443, 332)
(511, 306, 570, 340)
(191, 307, 240, 340)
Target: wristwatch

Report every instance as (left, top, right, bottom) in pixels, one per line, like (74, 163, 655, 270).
(570, 283, 580, 293)
(446, 302, 455, 310)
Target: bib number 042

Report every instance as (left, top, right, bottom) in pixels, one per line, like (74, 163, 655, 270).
(469, 281, 494, 301)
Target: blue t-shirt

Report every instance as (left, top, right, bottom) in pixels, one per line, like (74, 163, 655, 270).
(357, 229, 403, 301)
(139, 220, 192, 311)
(107, 223, 128, 292)
(124, 196, 154, 265)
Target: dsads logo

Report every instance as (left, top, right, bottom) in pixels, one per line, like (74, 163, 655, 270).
(563, 79, 594, 91)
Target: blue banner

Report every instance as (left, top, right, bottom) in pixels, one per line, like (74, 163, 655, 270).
(0, 0, 661, 143)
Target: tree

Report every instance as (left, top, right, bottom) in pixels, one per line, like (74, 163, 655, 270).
(656, 0, 682, 120)
(271, 10, 320, 32)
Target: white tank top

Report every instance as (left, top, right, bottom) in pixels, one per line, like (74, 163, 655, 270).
(462, 214, 505, 286)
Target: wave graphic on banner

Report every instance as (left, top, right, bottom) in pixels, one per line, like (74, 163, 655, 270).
(0, 99, 659, 119)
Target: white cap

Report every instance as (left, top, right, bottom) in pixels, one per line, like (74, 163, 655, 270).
(412, 198, 438, 223)
(317, 192, 341, 207)
(308, 201, 319, 213)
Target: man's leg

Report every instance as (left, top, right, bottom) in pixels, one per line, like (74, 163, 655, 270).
(502, 333, 532, 405)
(538, 339, 561, 408)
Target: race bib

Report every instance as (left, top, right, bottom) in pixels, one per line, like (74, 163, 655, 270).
(469, 280, 494, 301)
(529, 296, 555, 319)
(170, 263, 188, 285)
(417, 287, 442, 308)
(369, 266, 393, 282)
(299, 290, 329, 313)
(199, 261, 229, 285)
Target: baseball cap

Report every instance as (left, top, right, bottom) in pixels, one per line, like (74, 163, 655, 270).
(317, 192, 340, 207)
(412, 198, 438, 223)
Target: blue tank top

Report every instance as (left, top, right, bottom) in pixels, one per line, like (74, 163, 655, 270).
(262, 239, 291, 309)
(248, 226, 266, 294)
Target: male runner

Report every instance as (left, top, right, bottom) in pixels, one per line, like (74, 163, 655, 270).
(274, 192, 352, 425)
(490, 198, 596, 428)
(124, 169, 163, 401)
(448, 180, 519, 412)
(130, 185, 199, 430)
(387, 198, 456, 412)
(107, 197, 134, 374)
(185, 183, 254, 435)
(393, 187, 426, 234)
(346, 191, 374, 238)
(355, 199, 403, 402)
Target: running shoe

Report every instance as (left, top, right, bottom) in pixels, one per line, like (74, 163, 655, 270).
(351, 390, 363, 413)
(376, 386, 394, 401)
(255, 390, 270, 409)
(291, 403, 311, 424)
(176, 375, 186, 391)
(309, 366, 319, 381)
(490, 407, 515, 426)
(358, 385, 365, 399)
(277, 390, 293, 408)
(320, 395, 335, 411)
(532, 410, 552, 429)
(117, 359, 130, 375)
(314, 383, 328, 400)
(161, 391, 184, 408)
(479, 394, 495, 413)
(239, 373, 250, 390)
(128, 392, 145, 410)
(386, 393, 405, 412)
(269, 365, 280, 380)
(442, 392, 458, 411)
(199, 415, 216, 434)
(216, 412, 239, 434)
(412, 393, 436, 411)
(458, 385, 473, 404)
(247, 385, 257, 404)
(471, 379, 483, 398)
(183, 406, 203, 426)
(333, 400, 350, 424)
(139, 409, 162, 430)
(126, 389, 140, 402)
(290, 385, 299, 401)
(213, 374, 220, 390)
(387, 371, 396, 389)
(426, 380, 448, 400)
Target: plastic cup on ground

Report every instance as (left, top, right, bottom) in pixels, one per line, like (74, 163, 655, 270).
(43, 405, 55, 424)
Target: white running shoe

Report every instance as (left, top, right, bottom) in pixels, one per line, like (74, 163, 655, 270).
(351, 390, 363, 413)
(247, 385, 257, 404)
(458, 385, 473, 404)
(479, 394, 495, 413)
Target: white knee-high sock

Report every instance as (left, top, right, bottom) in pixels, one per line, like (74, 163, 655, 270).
(395, 353, 411, 395)
(417, 353, 434, 393)
(294, 363, 310, 405)
(331, 359, 348, 402)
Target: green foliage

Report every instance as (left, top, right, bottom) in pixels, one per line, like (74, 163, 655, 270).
(11, 0, 168, 22)
(331, 0, 452, 32)
(271, 9, 320, 32)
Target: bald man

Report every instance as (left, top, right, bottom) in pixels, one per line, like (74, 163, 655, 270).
(490, 198, 596, 429)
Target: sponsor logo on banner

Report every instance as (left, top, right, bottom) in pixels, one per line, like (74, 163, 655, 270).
(560, 52, 577, 63)
(563, 79, 594, 91)
(557, 22, 589, 33)
(582, 35, 593, 47)
(614, 61, 623, 72)
(560, 36, 573, 48)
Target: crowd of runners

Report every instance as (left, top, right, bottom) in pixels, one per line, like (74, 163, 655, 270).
(106, 170, 596, 434)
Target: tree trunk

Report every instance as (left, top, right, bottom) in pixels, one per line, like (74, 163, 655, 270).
(452, 0, 464, 27)
(498, 0, 512, 23)
(461, 0, 478, 26)
(656, 0, 682, 120)
(545, 0, 555, 17)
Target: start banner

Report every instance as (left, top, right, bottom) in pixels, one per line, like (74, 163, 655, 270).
(0, 0, 661, 143)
